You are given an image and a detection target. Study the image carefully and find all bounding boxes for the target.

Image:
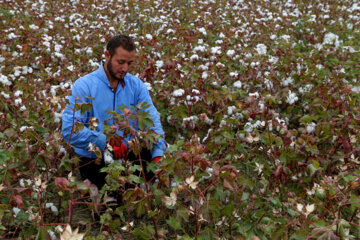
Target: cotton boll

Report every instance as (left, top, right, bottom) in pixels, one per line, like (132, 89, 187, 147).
(233, 81, 242, 88)
(227, 106, 236, 115)
(306, 122, 316, 134)
(0, 74, 11, 86)
(226, 49, 235, 57)
(13, 207, 21, 217)
(104, 149, 114, 164)
(14, 98, 22, 106)
(173, 89, 185, 97)
(255, 43, 267, 55)
(286, 90, 298, 105)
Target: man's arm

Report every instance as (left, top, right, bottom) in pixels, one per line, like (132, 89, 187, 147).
(136, 81, 166, 159)
(62, 80, 106, 151)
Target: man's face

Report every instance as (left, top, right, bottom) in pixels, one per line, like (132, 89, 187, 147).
(105, 46, 135, 81)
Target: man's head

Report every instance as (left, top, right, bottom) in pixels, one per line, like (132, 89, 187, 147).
(104, 35, 136, 82)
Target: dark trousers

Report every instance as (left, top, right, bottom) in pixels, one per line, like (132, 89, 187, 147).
(79, 148, 155, 191)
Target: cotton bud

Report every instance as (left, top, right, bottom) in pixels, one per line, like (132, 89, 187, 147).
(315, 187, 326, 200)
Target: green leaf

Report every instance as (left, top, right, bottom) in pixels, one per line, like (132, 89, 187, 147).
(198, 227, 216, 239)
(4, 128, 16, 138)
(300, 115, 317, 124)
(131, 164, 142, 172)
(85, 95, 95, 100)
(343, 174, 354, 182)
(221, 202, 234, 217)
(35, 227, 47, 240)
(166, 216, 181, 230)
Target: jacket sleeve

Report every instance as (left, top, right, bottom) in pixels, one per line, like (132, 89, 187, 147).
(62, 80, 106, 151)
(136, 81, 166, 159)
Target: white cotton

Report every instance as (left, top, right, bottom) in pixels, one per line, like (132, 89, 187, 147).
(29, 24, 39, 30)
(193, 45, 206, 52)
(1, 91, 10, 98)
(350, 3, 360, 11)
(249, 92, 259, 98)
(104, 149, 114, 164)
(48, 230, 56, 240)
(54, 112, 62, 123)
(227, 106, 236, 115)
(13, 207, 21, 217)
(268, 56, 278, 64)
(144, 82, 152, 91)
(86, 48, 93, 55)
(233, 81, 242, 88)
(67, 65, 75, 72)
(270, 34, 276, 40)
(8, 33, 18, 39)
(20, 105, 26, 111)
(182, 116, 199, 128)
(54, 44, 62, 52)
(216, 62, 225, 68)
(230, 72, 238, 77)
(20, 126, 33, 132)
(286, 90, 299, 105)
(255, 43, 267, 55)
(0, 74, 11, 86)
(198, 27, 207, 35)
(45, 203, 58, 212)
(281, 77, 294, 86)
(14, 98, 22, 106)
(173, 89, 185, 97)
(14, 90, 23, 97)
(155, 60, 164, 68)
(211, 46, 221, 54)
(226, 49, 235, 57)
(145, 34, 153, 40)
(20, 178, 32, 187)
(306, 122, 316, 134)
(244, 122, 253, 132)
(323, 33, 340, 48)
(281, 35, 291, 42)
(190, 54, 199, 61)
(192, 89, 200, 94)
(202, 72, 208, 79)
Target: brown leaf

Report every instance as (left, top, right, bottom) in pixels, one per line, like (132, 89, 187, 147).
(223, 179, 234, 191)
(12, 195, 24, 208)
(55, 177, 70, 190)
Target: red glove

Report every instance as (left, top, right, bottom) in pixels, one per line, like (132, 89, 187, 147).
(113, 143, 127, 159)
(109, 137, 127, 159)
(153, 156, 161, 163)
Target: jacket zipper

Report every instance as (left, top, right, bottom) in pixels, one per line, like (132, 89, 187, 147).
(112, 87, 116, 111)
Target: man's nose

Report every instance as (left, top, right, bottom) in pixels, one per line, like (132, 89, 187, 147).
(121, 63, 130, 72)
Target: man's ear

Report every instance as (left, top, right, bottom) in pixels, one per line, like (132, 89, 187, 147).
(104, 50, 111, 61)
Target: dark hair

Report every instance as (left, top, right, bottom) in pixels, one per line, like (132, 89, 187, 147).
(106, 35, 136, 56)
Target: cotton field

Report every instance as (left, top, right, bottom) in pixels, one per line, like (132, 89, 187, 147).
(0, 0, 359, 239)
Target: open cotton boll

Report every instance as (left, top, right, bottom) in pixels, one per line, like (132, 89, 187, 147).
(173, 89, 185, 97)
(104, 149, 114, 164)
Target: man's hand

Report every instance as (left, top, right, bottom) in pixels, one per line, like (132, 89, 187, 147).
(113, 143, 127, 159)
(153, 156, 161, 163)
(109, 136, 127, 159)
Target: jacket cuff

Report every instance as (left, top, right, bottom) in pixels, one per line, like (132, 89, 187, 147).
(94, 133, 107, 150)
(151, 148, 164, 159)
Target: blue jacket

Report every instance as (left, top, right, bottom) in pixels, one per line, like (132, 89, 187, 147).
(62, 62, 166, 159)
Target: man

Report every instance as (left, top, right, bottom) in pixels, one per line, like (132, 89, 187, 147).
(62, 35, 166, 191)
